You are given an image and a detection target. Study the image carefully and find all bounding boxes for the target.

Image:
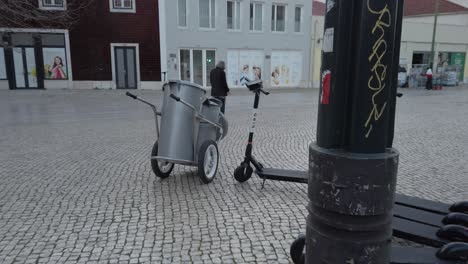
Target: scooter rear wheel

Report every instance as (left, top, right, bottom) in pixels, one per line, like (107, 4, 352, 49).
(234, 162, 253, 183)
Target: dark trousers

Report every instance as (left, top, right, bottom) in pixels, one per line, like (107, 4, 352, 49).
(426, 77, 433, 90)
(214, 96, 226, 114)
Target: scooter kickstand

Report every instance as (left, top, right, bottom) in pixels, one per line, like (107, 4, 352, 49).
(261, 178, 266, 189)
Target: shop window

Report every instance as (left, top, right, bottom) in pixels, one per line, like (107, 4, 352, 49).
(271, 4, 286, 32)
(250, 2, 263, 32)
(110, 0, 135, 13)
(39, 0, 66, 10)
(0, 48, 6, 80)
(199, 0, 216, 29)
(294, 6, 303, 33)
(226, 50, 265, 87)
(179, 49, 216, 87)
(227, 1, 241, 31)
(178, 0, 188, 28)
(270, 51, 303, 87)
(43, 48, 68, 80)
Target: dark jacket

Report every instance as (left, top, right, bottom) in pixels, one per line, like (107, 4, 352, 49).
(210, 67, 230, 96)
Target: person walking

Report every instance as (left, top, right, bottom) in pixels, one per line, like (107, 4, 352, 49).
(210, 61, 230, 114)
(425, 68, 433, 90)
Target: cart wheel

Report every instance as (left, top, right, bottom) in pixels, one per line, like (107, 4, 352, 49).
(151, 141, 174, 179)
(234, 162, 253, 183)
(198, 140, 219, 184)
(290, 234, 306, 264)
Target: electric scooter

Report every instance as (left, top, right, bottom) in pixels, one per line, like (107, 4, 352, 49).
(233, 80, 308, 184)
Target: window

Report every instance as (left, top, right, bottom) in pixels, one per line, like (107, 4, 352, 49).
(294, 6, 303, 32)
(249, 3, 263, 31)
(39, 0, 66, 10)
(178, 0, 188, 27)
(271, 4, 286, 32)
(110, 0, 135, 13)
(199, 0, 216, 29)
(179, 49, 216, 87)
(227, 1, 241, 30)
(0, 48, 6, 80)
(43, 48, 68, 80)
(42, 0, 64, 7)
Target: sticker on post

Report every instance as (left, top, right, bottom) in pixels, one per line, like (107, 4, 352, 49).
(321, 70, 331, 105)
(322, 28, 334, 53)
(326, 0, 335, 13)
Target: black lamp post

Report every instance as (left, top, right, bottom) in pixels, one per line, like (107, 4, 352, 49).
(306, 0, 405, 263)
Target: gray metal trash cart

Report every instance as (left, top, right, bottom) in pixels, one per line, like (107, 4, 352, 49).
(126, 80, 228, 184)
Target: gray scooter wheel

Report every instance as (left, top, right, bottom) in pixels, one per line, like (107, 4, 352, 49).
(234, 162, 253, 183)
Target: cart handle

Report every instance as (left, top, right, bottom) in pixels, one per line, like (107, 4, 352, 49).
(126, 91, 138, 99)
(260, 88, 270, 95)
(125, 92, 161, 139)
(169, 93, 223, 130)
(170, 94, 181, 102)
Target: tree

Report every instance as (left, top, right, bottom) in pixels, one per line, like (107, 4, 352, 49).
(0, 0, 94, 30)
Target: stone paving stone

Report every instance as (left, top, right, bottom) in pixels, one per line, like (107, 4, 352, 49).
(0, 87, 467, 263)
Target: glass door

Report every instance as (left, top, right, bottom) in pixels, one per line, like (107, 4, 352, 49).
(114, 47, 137, 89)
(179, 49, 216, 87)
(12, 47, 38, 89)
(193, 50, 203, 86)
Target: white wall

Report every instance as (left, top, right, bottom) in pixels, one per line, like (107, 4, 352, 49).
(310, 14, 468, 85)
(405, 13, 468, 26)
(163, 0, 312, 88)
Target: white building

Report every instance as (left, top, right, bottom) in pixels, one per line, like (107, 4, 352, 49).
(159, 0, 313, 89)
(310, 0, 468, 87)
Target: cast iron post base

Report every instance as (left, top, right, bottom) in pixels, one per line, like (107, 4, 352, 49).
(306, 143, 399, 263)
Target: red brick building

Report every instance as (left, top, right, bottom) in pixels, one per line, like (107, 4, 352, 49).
(0, 0, 162, 90)
(70, 0, 162, 89)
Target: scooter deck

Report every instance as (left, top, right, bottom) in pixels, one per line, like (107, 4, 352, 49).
(391, 247, 466, 264)
(256, 168, 308, 183)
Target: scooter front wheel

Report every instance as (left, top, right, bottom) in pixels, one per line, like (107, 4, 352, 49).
(234, 162, 253, 183)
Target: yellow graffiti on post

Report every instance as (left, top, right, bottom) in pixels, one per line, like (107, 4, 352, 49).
(365, 0, 391, 138)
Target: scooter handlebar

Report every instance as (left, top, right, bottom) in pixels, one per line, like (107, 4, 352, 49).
(170, 94, 181, 102)
(260, 89, 270, 95)
(126, 91, 138, 99)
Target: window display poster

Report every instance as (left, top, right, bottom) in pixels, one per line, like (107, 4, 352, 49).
(43, 48, 68, 79)
(271, 51, 303, 87)
(451, 52, 465, 81)
(227, 50, 264, 86)
(0, 48, 6, 79)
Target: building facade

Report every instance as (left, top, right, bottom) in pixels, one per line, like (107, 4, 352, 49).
(310, 0, 468, 88)
(160, 0, 312, 89)
(71, 0, 161, 90)
(0, 0, 161, 90)
(0, 0, 73, 90)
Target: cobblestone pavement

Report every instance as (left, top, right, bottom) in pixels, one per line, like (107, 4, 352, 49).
(0, 87, 467, 263)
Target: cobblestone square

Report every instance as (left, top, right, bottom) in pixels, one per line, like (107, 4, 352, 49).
(0, 87, 467, 263)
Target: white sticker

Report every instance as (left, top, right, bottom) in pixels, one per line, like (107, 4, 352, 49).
(327, 0, 335, 13)
(322, 28, 334, 53)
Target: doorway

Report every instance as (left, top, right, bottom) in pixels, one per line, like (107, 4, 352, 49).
(179, 49, 216, 87)
(114, 47, 137, 89)
(12, 47, 38, 89)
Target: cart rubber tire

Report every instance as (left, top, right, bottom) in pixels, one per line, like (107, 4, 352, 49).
(198, 140, 219, 184)
(151, 141, 174, 179)
(234, 162, 253, 183)
(290, 234, 306, 264)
